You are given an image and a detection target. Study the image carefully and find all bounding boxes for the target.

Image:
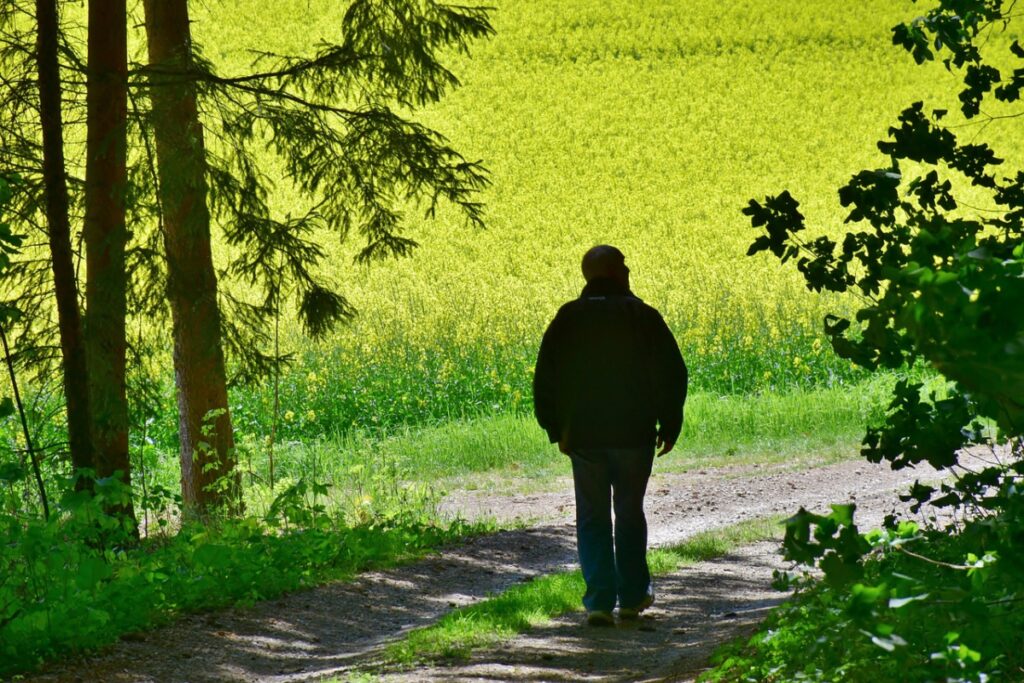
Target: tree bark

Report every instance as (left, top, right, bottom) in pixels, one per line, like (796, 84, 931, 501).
(83, 0, 136, 527)
(142, 0, 239, 515)
(34, 0, 95, 483)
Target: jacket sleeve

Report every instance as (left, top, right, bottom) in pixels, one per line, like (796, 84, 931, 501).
(533, 312, 564, 444)
(651, 312, 688, 446)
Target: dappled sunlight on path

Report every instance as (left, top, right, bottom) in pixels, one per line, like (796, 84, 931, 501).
(27, 455, 956, 682)
(383, 543, 784, 682)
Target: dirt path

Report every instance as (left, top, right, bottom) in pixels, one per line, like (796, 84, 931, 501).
(383, 541, 784, 683)
(27, 456, 946, 683)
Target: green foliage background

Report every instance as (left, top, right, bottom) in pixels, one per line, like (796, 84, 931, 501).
(705, 0, 1024, 678)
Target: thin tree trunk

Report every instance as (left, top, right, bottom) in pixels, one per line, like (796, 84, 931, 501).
(1, 323, 49, 519)
(142, 0, 239, 515)
(34, 0, 94, 483)
(83, 0, 136, 528)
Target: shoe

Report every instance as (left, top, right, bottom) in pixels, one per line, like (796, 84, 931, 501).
(618, 593, 655, 620)
(586, 610, 615, 627)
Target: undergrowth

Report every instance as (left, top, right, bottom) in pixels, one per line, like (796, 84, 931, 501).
(0, 476, 490, 678)
(0, 376, 891, 679)
(703, 453, 1024, 683)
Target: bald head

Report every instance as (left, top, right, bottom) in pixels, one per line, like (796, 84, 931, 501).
(581, 245, 630, 289)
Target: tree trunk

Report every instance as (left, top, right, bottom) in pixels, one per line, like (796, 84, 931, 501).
(142, 0, 239, 515)
(83, 0, 136, 528)
(34, 0, 95, 484)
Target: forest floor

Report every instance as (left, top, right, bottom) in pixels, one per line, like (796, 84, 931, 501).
(27, 453, 951, 683)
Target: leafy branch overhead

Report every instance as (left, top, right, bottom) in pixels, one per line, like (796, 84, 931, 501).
(736, 3, 1024, 680)
(0, 0, 495, 521)
(182, 0, 493, 351)
(0, 175, 23, 280)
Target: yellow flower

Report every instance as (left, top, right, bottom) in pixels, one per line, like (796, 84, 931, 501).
(306, 409, 316, 421)
(284, 410, 295, 421)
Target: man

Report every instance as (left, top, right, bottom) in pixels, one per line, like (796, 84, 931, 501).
(533, 245, 688, 626)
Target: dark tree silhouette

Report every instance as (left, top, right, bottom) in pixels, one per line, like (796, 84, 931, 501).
(83, 0, 136, 528)
(32, 0, 95, 483)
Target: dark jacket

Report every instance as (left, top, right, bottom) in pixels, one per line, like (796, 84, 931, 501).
(533, 277, 688, 451)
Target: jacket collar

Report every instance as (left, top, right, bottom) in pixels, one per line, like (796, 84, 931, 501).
(581, 277, 632, 298)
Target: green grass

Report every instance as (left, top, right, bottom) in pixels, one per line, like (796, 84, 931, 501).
(382, 516, 784, 666)
(249, 377, 891, 498)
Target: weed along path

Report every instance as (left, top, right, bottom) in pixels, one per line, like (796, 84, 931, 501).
(29, 456, 947, 683)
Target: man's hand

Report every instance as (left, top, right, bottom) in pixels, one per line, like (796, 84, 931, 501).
(559, 439, 570, 455)
(656, 435, 674, 457)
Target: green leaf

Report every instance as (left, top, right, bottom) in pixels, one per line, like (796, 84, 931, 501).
(76, 556, 113, 590)
(820, 551, 863, 588)
(193, 543, 234, 571)
(829, 503, 855, 526)
(0, 461, 25, 482)
(956, 643, 982, 663)
(850, 582, 888, 607)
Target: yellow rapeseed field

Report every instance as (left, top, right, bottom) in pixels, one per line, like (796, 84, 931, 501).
(191, 0, 1020, 429)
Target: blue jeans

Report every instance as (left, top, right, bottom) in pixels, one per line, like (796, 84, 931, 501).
(569, 447, 654, 612)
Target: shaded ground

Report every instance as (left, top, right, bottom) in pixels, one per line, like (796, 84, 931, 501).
(27, 456, 945, 683)
(379, 541, 785, 683)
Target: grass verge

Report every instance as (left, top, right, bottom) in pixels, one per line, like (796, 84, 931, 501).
(382, 516, 784, 666)
(268, 378, 891, 495)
